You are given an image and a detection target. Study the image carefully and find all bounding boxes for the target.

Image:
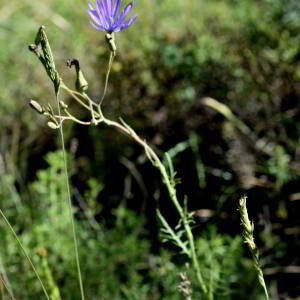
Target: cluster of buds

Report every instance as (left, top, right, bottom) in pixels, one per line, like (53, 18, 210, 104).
(29, 99, 66, 129)
(29, 96, 86, 129)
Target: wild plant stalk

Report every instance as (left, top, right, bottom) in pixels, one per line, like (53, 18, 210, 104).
(29, 26, 85, 300)
(29, 26, 209, 298)
(239, 196, 269, 300)
(99, 47, 115, 107)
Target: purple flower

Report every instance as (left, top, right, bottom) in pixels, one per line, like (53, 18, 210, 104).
(88, 0, 137, 33)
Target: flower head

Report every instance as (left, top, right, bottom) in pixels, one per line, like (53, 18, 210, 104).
(88, 0, 137, 33)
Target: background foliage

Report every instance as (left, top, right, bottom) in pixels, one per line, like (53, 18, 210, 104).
(0, 0, 300, 299)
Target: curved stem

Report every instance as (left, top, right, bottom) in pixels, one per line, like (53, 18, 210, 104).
(83, 92, 96, 123)
(98, 51, 115, 107)
(54, 111, 92, 126)
(61, 83, 100, 116)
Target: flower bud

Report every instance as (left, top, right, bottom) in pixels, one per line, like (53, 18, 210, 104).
(67, 58, 88, 93)
(59, 101, 68, 109)
(29, 100, 44, 114)
(47, 121, 59, 129)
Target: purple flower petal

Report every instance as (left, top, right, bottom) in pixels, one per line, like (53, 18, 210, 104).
(88, 10, 101, 26)
(122, 2, 133, 18)
(90, 0, 107, 28)
(112, 0, 121, 18)
(89, 20, 106, 31)
(119, 14, 137, 31)
(112, 3, 133, 30)
(103, 0, 111, 18)
(88, 0, 137, 33)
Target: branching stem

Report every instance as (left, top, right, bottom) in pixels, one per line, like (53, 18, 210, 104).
(61, 61, 209, 297)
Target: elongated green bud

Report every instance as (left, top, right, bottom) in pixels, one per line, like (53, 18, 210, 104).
(67, 59, 88, 93)
(29, 100, 44, 114)
(29, 26, 60, 93)
(47, 121, 59, 129)
(38, 26, 56, 80)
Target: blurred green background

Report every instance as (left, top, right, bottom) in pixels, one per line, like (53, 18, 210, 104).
(0, 0, 300, 299)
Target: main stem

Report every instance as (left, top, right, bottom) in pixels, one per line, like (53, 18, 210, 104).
(55, 90, 85, 300)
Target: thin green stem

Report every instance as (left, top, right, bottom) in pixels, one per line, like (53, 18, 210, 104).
(98, 51, 114, 107)
(54, 115, 91, 125)
(184, 220, 207, 294)
(54, 111, 92, 126)
(83, 92, 96, 124)
(61, 83, 100, 116)
(0, 274, 16, 300)
(0, 209, 50, 300)
(55, 90, 85, 300)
